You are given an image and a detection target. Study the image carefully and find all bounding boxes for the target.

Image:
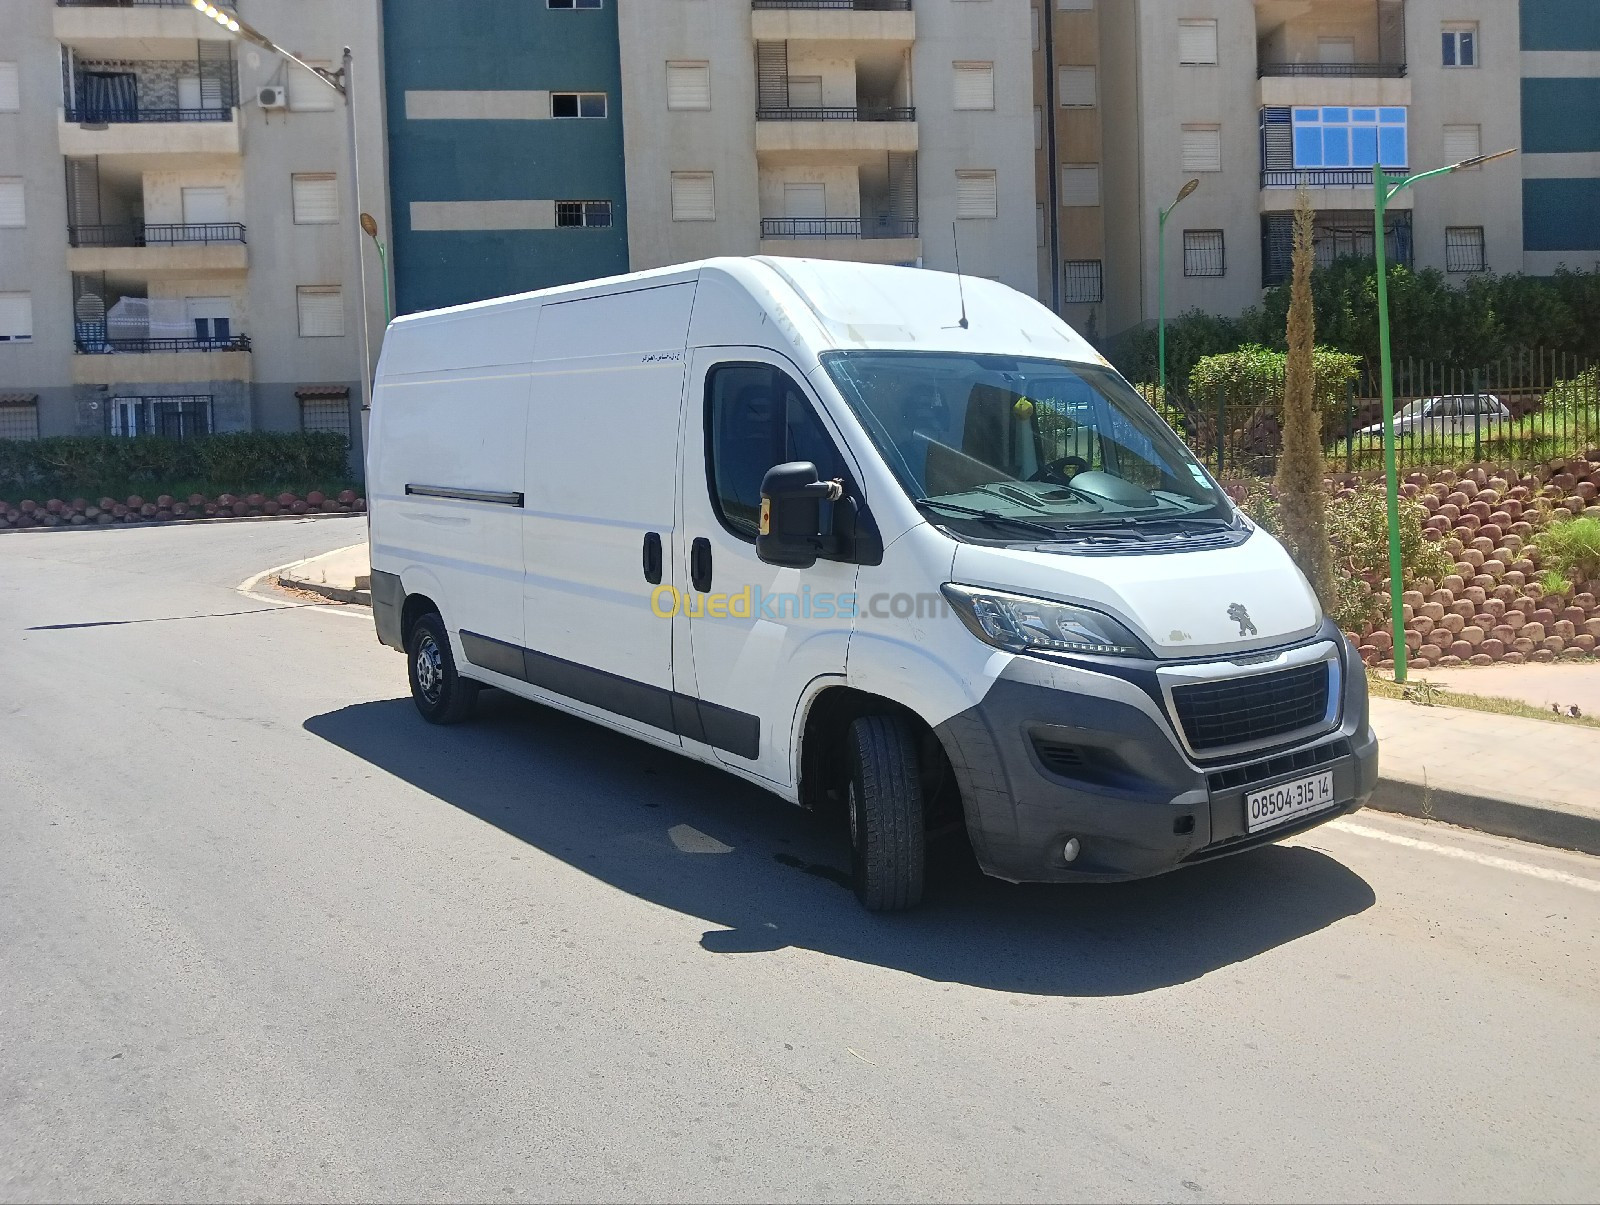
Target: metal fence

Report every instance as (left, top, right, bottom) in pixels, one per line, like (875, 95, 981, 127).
(1147, 349, 1599, 479)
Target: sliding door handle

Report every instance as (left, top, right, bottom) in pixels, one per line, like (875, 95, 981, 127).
(642, 531, 663, 585)
(690, 537, 713, 594)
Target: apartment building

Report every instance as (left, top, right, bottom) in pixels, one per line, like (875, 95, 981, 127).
(616, 0, 1038, 295)
(380, 0, 629, 314)
(1519, 0, 1600, 275)
(0, 0, 386, 453)
(1037, 0, 1585, 345)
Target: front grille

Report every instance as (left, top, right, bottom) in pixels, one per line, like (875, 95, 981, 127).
(1207, 738, 1350, 794)
(1172, 662, 1330, 753)
(1032, 738, 1085, 775)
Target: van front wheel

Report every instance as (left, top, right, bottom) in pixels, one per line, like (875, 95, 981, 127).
(407, 611, 479, 725)
(846, 715, 926, 912)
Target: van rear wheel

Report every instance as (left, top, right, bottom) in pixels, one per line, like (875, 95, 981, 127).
(407, 611, 479, 725)
(846, 714, 926, 912)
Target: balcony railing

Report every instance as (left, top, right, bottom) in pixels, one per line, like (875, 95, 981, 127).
(74, 334, 251, 354)
(65, 107, 234, 124)
(1261, 168, 1402, 188)
(69, 222, 247, 247)
(756, 105, 915, 121)
(57, 0, 236, 7)
(752, 1, 911, 9)
(762, 217, 918, 239)
(1259, 62, 1406, 78)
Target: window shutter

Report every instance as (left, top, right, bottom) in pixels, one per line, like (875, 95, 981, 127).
(289, 60, 335, 111)
(1181, 126, 1222, 172)
(955, 170, 997, 218)
(297, 287, 344, 337)
(0, 178, 23, 227)
(1059, 164, 1100, 207)
(1443, 123, 1481, 165)
(1260, 107, 1293, 173)
(0, 292, 33, 340)
(1178, 19, 1218, 65)
(1057, 66, 1096, 108)
(292, 173, 339, 224)
(952, 63, 995, 111)
(670, 172, 715, 221)
(786, 76, 823, 108)
(1056, 0, 1093, 10)
(666, 62, 711, 110)
(0, 62, 18, 112)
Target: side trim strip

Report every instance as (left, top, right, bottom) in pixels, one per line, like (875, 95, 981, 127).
(458, 630, 760, 760)
(405, 483, 524, 507)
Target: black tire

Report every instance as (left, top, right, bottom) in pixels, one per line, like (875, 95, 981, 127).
(406, 611, 479, 724)
(846, 714, 926, 912)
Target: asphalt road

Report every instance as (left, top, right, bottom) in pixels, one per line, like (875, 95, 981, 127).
(3, 519, 1598, 1204)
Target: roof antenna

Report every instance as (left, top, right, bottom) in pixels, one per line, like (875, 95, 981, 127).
(950, 220, 969, 329)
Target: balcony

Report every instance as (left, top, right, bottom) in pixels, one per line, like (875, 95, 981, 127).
(755, 107, 917, 154)
(1256, 0, 1406, 103)
(751, 1, 914, 43)
(55, 0, 239, 47)
(66, 223, 249, 274)
(1261, 209, 1412, 287)
(1259, 62, 1405, 78)
(59, 107, 240, 156)
(71, 335, 252, 386)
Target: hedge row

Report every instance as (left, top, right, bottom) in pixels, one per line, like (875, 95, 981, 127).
(0, 432, 350, 498)
(1, 490, 364, 532)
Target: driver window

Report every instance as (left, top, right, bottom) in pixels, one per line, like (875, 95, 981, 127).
(707, 362, 846, 541)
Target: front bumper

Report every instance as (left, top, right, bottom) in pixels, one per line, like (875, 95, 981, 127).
(933, 621, 1377, 883)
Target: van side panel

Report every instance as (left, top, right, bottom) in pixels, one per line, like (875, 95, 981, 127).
(518, 282, 697, 744)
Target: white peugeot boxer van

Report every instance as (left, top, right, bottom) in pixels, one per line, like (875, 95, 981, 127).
(368, 258, 1376, 911)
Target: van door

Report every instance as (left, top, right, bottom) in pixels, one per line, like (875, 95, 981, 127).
(675, 348, 860, 786)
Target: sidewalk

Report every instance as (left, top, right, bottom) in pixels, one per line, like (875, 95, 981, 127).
(273, 538, 1599, 855)
(278, 541, 371, 605)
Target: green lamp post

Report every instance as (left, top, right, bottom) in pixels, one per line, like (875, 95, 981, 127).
(360, 212, 392, 326)
(1371, 148, 1517, 682)
(1157, 178, 1200, 403)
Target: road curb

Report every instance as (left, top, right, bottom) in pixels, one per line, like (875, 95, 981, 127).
(1369, 776, 1600, 857)
(276, 574, 372, 606)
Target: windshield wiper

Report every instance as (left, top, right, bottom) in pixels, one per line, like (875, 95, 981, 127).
(913, 498, 1061, 540)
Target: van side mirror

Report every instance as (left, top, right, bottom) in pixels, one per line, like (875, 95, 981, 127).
(757, 461, 841, 569)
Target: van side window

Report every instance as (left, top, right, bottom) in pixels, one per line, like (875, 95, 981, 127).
(707, 362, 846, 540)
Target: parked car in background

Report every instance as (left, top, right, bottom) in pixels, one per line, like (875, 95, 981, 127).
(1359, 394, 1510, 438)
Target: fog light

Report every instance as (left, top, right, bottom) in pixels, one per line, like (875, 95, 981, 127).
(1061, 837, 1080, 863)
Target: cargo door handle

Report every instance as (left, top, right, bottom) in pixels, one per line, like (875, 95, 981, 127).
(642, 531, 663, 585)
(690, 537, 713, 594)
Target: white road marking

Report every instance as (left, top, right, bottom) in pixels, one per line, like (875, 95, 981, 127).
(1331, 820, 1600, 893)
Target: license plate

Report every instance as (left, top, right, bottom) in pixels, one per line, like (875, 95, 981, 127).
(1245, 770, 1336, 833)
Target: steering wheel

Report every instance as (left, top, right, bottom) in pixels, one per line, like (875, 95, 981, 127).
(1028, 455, 1090, 486)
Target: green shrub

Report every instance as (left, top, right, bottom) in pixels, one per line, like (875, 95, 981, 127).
(0, 432, 349, 500)
(1534, 516, 1600, 586)
(1188, 344, 1361, 416)
(1542, 366, 1600, 416)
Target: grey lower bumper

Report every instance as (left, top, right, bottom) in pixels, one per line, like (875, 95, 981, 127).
(371, 568, 405, 651)
(934, 630, 1377, 884)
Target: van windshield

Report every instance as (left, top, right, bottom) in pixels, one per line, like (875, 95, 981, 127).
(820, 351, 1232, 536)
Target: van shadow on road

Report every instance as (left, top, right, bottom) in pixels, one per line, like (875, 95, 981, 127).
(305, 691, 1375, 997)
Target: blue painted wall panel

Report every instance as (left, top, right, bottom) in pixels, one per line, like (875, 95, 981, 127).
(1523, 178, 1600, 251)
(1521, 79, 1600, 153)
(382, 0, 629, 315)
(1521, 0, 1600, 50)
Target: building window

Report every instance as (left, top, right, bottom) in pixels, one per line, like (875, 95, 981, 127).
(1178, 19, 1219, 65)
(108, 396, 213, 439)
(549, 0, 603, 8)
(0, 292, 32, 342)
(1442, 23, 1478, 67)
(670, 172, 715, 221)
(0, 62, 18, 112)
(1056, 0, 1093, 10)
(556, 200, 613, 228)
(288, 60, 335, 111)
(1057, 66, 1096, 108)
(666, 62, 712, 111)
(1292, 106, 1407, 170)
(1443, 123, 1482, 166)
(0, 177, 22, 227)
(298, 388, 351, 436)
(955, 170, 998, 218)
(1058, 164, 1100, 207)
(551, 92, 606, 118)
(953, 62, 996, 111)
(297, 287, 344, 337)
(0, 396, 38, 441)
(1183, 230, 1225, 276)
(291, 173, 339, 224)
(1262, 210, 1412, 286)
(1062, 260, 1102, 303)
(1181, 125, 1222, 172)
(1446, 227, 1487, 272)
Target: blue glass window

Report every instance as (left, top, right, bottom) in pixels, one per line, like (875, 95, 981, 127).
(1293, 106, 1407, 169)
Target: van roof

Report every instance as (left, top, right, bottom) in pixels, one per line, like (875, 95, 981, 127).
(386, 256, 1106, 367)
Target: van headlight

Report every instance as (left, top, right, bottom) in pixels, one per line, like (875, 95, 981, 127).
(941, 584, 1150, 658)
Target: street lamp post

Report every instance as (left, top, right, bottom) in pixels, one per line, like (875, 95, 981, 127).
(191, 2, 375, 424)
(1372, 148, 1516, 683)
(1157, 179, 1200, 404)
(360, 212, 392, 325)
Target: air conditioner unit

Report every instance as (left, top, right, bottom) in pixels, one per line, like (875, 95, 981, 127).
(258, 86, 287, 110)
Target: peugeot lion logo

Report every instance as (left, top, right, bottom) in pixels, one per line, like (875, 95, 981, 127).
(1228, 603, 1257, 637)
